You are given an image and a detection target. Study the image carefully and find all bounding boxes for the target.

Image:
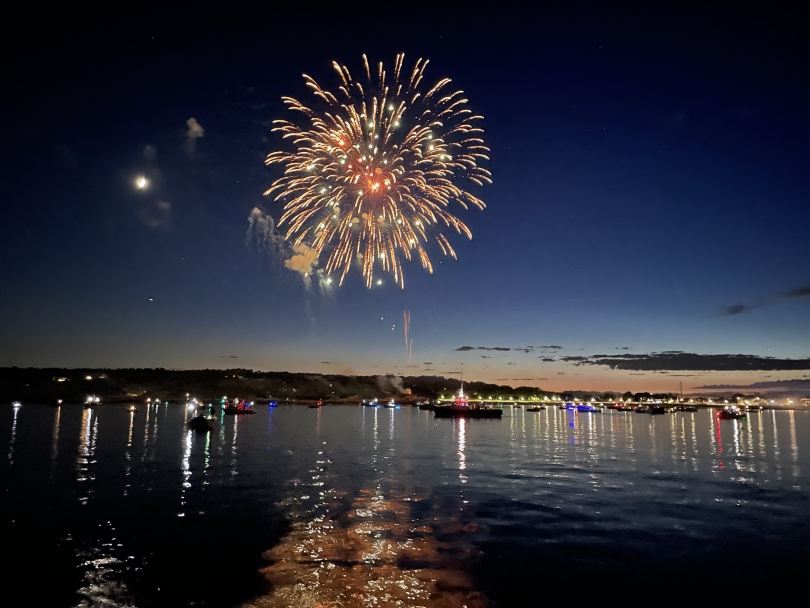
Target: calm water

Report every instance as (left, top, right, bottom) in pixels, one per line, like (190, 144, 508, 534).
(2, 403, 809, 606)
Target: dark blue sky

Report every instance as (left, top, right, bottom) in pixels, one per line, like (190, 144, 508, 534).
(2, 2, 808, 392)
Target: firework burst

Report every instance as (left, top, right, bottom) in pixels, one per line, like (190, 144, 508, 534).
(265, 54, 491, 288)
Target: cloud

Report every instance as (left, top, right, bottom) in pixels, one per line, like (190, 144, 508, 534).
(454, 345, 510, 352)
(423, 362, 433, 365)
(144, 145, 156, 161)
(247, 207, 285, 254)
(481, 355, 491, 359)
(540, 345, 562, 350)
(722, 300, 768, 316)
(540, 358, 555, 362)
(321, 361, 332, 364)
(138, 200, 172, 230)
(566, 351, 810, 371)
(722, 284, 810, 316)
(186, 116, 205, 144)
(219, 355, 238, 359)
(787, 286, 810, 299)
(285, 243, 320, 288)
(695, 379, 810, 391)
(514, 347, 534, 353)
(247, 207, 327, 289)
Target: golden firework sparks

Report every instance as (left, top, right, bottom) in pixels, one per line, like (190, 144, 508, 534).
(265, 54, 491, 289)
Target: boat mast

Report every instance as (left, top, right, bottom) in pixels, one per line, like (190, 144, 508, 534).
(460, 371, 464, 398)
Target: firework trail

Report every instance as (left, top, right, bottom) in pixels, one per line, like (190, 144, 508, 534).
(265, 54, 491, 289)
(403, 309, 412, 360)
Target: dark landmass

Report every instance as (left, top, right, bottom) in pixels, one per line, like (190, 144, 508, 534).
(0, 367, 549, 404)
(2, 368, 806, 406)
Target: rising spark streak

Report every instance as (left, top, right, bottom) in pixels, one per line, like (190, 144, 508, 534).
(265, 54, 491, 289)
(403, 309, 412, 360)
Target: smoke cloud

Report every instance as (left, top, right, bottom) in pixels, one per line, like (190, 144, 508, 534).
(285, 243, 319, 288)
(376, 375, 406, 394)
(247, 207, 285, 255)
(247, 207, 326, 289)
(186, 117, 204, 140)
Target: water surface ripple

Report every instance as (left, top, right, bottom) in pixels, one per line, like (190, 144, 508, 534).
(2, 404, 808, 606)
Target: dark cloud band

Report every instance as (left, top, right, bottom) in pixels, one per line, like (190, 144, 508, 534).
(454, 345, 511, 352)
(566, 352, 810, 371)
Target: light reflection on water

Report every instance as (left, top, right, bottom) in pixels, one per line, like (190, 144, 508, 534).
(0, 404, 809, 606)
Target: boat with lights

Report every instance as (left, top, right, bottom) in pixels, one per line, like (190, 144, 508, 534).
(224, 399, 255, 415)
(433, 376, 503, 419)
(188, 414, 216, 432)
(716, 405, 747, 420)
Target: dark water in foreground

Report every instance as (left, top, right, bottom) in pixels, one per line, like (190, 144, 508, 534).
(2, 403, 809, 606)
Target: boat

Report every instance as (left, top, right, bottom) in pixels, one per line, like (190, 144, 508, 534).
(12, 401, 22, 408)
(383, 399, 399, 408)
(678, 405, 698, 412)
(84, 396, 101, 408)
(308, 399, 323, 409)
(648, 405, 666, 415)
(433, 374, 502, 419)
(616, 404, 633, 411)
(418, 402, 435, 410)
(577, 404, 600, 412)
(746, 405, 763, 412)
(716, 405, 747, 420)
(526, 406, 545, 412)
(434, 405, 503, 418)
(127, 405, 137, 412)
(188, 415, 216, 432)
(634, 405, 649, 413)
(224, 399, 256, 415)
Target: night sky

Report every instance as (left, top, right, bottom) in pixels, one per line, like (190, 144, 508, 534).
(3, 3, 809, 393)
